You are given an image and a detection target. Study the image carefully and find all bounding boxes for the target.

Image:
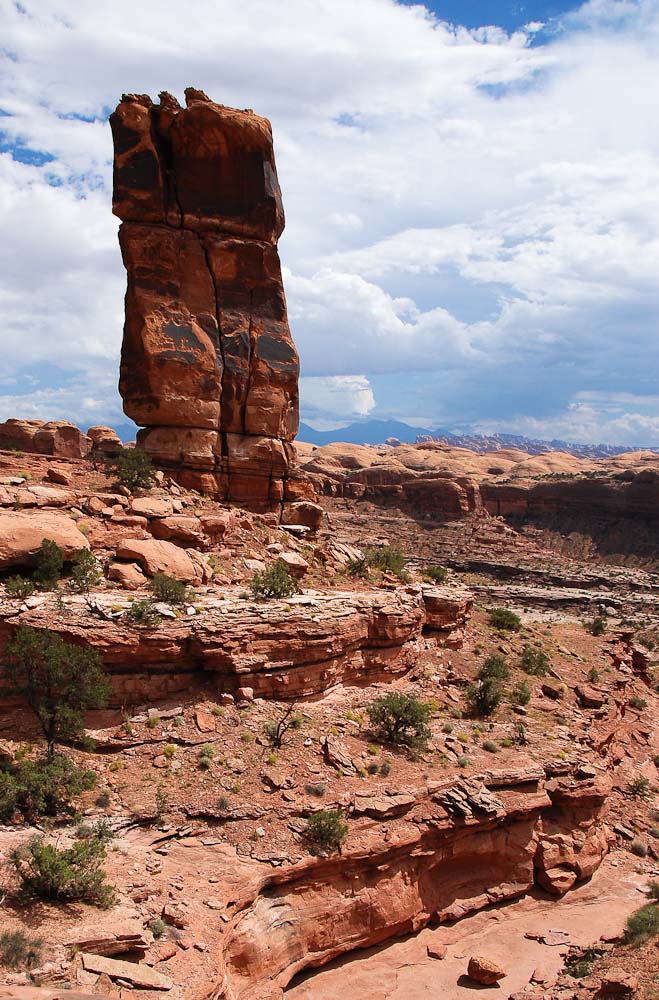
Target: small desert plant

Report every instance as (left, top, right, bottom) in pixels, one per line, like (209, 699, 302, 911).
(467, 677, 503, 717)
(627, 775, 652, 799)
(347, 546, 408, 580)
(0, 929, 44, 969)
(108, 446, 154, 492)
(10, 823, 115, 907)
(33, 538, 64, 588)
(482, 739, 499, 753)
(95, 790, 111, 809)
(150, 572, 190, 605)
(626, 903, 659, 944)
(263, 704, 303, 748)
(250, 560, 299, 600)
(69, 548, 101, 593)
(379, 760, 391, 776)
(629, 696, 648, 711)
(511, 679, 531, 706)
(488, 607, 522, 632)
(163, 743, 176, 760)
(520, 644, 550, 676)
(587, 666, 600, 684)
(4, 575, 35, 599)
(149, 917, 167, 939)
(479, 654, 510, 682)
(591, 616, 606, 636)
(305, 809, 348, 853)
(367, 761, 379, 774)
(441, 722, 453, 734)
(631, 838, 648, 858)
(128, 598, 161, 627)
(154, 784, 168, 822)
(367, 692, 432, 750)
(423, 565, 449, 584)
(198, 744, 215, 770)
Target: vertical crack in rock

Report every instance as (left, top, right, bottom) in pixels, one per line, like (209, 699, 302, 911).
(110, 87, 312, 514)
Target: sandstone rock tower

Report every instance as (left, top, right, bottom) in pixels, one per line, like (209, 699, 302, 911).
(111, 88, 304, 512)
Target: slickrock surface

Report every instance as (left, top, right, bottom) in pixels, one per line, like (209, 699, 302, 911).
(110, 89, 310, 514)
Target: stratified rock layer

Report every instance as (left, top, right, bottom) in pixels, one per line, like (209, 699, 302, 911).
(110, 88, 304, 511)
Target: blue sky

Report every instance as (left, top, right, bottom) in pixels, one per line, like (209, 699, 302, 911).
(1, 0, 659, 445)
(416, 1, 581, 30)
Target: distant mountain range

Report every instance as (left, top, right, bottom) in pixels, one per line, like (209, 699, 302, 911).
(298, 419, 659, 459)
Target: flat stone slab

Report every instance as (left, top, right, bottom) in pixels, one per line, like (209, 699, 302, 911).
(80, 952, 173, 990)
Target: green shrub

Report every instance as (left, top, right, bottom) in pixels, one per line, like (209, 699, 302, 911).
(305, 809, 348, 852)
(0, 929, 44, 969)
(6, 626, 110, 758)
(380, 761, 391, 776)
(511, 679, 531, 706)
(250, 560, 299, 599)
(587, 666, 599, 684)
(629, 696, 648, 711)
(150, 572, 190, 605)
(478, 654, 510, 682)
(482, 739, 499, 753)
(4, 575, 35, 599)
(627, 775, 652, 799)
(368, 545, 407, 577)
(520, 644, 550, 676)
(367, 761, 379, 774)
(198, 744, 215, 770)
(423, 565, 448, 584)
(488, 607, 522, 632)
(108, 446, 154, 492)
(128, 599, 161, 627)
(33, 538, 64, 588)
(347, 546, 408, 580)
(10, 823, 115, 907)
(0, 753, 95, 822)
(467, 677, 503, 717)
(626, 903, 659, 944)
(591, 616, 606, 636)
(149, 917, 167, 939)
(69, 548, 101, 593)
(367, 692, 432, 750)
(263, 705, 303, 748)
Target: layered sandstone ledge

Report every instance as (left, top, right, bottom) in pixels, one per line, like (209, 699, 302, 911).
(0, 767, 611, 1000)
(110, 89, 309, 514)
(219, 768, 611, 999)
(0, 585, 472, 704)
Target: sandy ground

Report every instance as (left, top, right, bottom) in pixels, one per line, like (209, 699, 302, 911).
(287, 853, 647, 999)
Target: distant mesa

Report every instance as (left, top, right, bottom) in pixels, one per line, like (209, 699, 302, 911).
(110, 87, 315, 518)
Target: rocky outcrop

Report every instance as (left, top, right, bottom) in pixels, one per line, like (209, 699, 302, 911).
(218, 769, 610, 999)
(0, 587, 471, 704)
(110, 89, 307, 513)
(0, 510, 90, 570)
(0, 419, 91, 458)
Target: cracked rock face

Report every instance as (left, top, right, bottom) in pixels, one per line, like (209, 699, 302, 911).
(110, 88, 302, 512)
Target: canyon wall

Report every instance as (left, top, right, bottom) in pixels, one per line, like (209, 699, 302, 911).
(0, 586, 472, 706)
(110, 88, 309, 513)
(215, 768, 611, 999)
